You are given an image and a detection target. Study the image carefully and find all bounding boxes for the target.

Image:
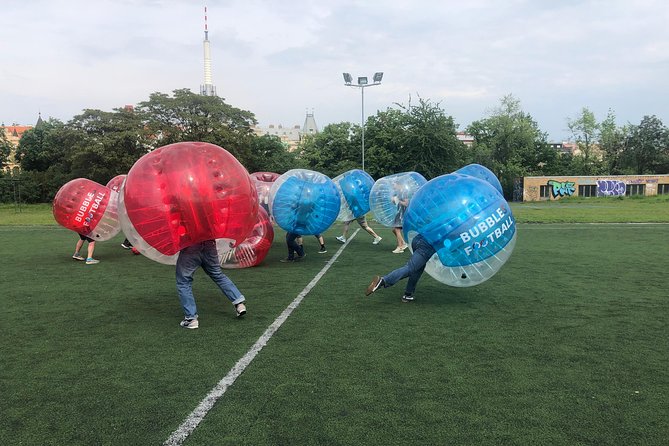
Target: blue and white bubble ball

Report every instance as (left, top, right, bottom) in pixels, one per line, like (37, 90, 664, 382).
(332, 169, 374, 221)
(269, 169, 340, 235)
(455, 163, 503, 195)
(403, 173, 517, 287)
(370, 172, 427, 227)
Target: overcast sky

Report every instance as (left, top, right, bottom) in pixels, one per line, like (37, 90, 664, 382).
(2, 0, 668, 141)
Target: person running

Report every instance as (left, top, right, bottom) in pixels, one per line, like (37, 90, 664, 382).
(72, 233, 99, 265)
(335, 216, 382, 245)
(391, 182, 409, 253)
(365, 233, 436, 302)
(280, 232, 306, 262)
(176, 240, 247, 329)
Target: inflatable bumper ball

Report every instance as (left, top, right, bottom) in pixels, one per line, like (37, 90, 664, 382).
(269, 169, 340, 235)
(221, 206, 274, 269)
(250, 172, 280, 215)
(454, 164, 503, 195)
(369, 172, 427, 227)
(332, 169, 375, 221)
(106, 174, 127, 193)
(119, 141, 258, 265)
(53, 178, 121, 241)
(402, 173, 516, 287)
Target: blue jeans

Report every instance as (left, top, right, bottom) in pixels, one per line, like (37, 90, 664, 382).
(382, 235, 436, 295)
(286, 232, 304, 259)
(176, 240, 245, 319)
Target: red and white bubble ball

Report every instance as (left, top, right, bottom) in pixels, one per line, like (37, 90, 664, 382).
(119, 141, 258, 265)
(106, 174, 127, 193)
(250, 171, 280, 214)
(221, 206, 274, 269)
(53, 178, 122, 241)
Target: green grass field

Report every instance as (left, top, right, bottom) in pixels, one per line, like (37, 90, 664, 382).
(1, 200, 668, 445)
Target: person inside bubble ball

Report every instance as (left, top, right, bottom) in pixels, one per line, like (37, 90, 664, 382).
(391, 182, 409, 254)
(365, 233, 436, 302)
(176, 240, 247, 329)
(72, 233, 99, 265)
(280, 232, 306, 262)
(335, 216, 382, 245)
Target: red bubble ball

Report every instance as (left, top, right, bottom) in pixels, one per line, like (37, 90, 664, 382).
(53, 178, 121, 241)
(122, 142, 258, 256)
(106, 174, 127, 193)
(221, 206, 274, 269)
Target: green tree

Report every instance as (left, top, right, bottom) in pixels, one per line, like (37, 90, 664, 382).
(598, 109, 629, 174)
(0, 129, 11, 168)
(364, 97, 466, 179)
(246, 134, 303, 174)
(622, 115, 669, 174)
(66, 108, 153, 183)
(567, 107, 602, 174)
(299, 122, 360, 177)
(136, 89, 257, 166)
(15, 119, 87, 201)
(467, 95, 550, 197)
(15, 118, 69, 173)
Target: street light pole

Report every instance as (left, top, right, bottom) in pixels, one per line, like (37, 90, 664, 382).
(343, 72, 383, 172)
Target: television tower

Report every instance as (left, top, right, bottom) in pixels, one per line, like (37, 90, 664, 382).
(200, 6, 217, 96)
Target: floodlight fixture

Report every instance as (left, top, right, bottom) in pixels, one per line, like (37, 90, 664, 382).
(342, 71, 384, 171)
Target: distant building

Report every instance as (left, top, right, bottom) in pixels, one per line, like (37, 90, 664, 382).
(253, 110, 319, 152)
(1, 114, 42, 173)
(456, 132, 474, 147)
(548, 141, 603, 160)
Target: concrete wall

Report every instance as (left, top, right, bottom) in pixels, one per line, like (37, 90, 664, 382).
(522, 175, 669, 201)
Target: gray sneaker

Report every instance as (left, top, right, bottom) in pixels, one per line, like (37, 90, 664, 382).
(72, 254, 85, 261)
(180, 318, 199, 329)
(336, 235, 346, 243)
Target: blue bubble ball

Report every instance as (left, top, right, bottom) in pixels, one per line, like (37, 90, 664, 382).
(403, 173, 517, 287)
(269, 169, 341, 235)
(370, 172, 427, 227)
(454, 163, 503, 195)
(332, 169, 375, 221)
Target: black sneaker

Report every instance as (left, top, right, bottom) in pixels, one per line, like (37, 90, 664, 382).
(121, 242, 132, 249)
(401, 294, 415, 302)
(318, 247, 327, 254)
(280, 258, 295, 263)
(294, 254, 306, 261)
(235, 303, 247, 318)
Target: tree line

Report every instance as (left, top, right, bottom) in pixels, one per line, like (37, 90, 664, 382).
(1, 89, 668, 203)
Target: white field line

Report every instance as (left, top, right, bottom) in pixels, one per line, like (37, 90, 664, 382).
(163, 228, 361, 446)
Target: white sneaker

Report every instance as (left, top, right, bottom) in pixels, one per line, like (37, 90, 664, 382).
(85, 258, 100, 264)
(336, 236, 346, 243)
(72, 254, 85, 261)
(373, 236, 382, 245)
(392, 247, 405, 254)
(180, 318, 199, 329)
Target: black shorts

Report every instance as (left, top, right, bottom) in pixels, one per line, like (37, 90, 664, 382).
(79, 233, 94, 243)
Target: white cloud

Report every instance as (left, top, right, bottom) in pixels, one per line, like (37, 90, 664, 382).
(1, 0, 668, 141)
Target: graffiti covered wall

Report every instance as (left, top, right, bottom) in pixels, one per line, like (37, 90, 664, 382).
(522, 175, 669, 202)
